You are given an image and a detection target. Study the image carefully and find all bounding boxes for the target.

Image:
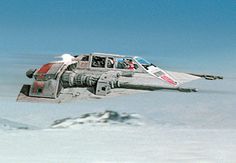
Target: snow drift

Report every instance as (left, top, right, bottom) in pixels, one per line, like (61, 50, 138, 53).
(0, 117, 35, 130)
(51, 110, 143, 128)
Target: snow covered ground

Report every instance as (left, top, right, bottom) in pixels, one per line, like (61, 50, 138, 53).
(1, 125, 236, 163)
(0, 54, 236, 162)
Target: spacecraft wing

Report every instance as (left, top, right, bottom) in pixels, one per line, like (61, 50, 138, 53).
(166, 71, 201, 84)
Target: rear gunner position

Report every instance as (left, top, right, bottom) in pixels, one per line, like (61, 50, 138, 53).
(17, 53, 223, 102)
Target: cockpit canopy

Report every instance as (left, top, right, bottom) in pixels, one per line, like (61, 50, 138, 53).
(75, 53, 155, 72)
(133, 57, 155, 70)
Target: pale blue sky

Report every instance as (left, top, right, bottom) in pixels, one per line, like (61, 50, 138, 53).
(0, 0, 235, 72)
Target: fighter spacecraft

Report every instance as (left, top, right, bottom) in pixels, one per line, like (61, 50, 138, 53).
(17, 53, 223, 102)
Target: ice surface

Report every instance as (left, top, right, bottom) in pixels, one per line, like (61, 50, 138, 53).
(0, 125, 236, 163)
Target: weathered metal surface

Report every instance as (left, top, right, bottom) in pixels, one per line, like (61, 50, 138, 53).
(61, 71, 99, 88)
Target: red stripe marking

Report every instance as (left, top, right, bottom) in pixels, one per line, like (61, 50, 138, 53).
(37, 63, 53, 74)
(161, 75, 177, 86)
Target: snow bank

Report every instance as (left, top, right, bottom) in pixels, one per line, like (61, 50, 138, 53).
(51, 110, 143, 128)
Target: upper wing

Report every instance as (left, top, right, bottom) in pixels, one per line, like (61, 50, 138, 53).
(166, 71, 201, 85)
(167, 70, 223, 85)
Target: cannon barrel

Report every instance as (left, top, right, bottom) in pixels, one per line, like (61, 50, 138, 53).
(119, 82, 198, 92)
(188, 73, 223, 80)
